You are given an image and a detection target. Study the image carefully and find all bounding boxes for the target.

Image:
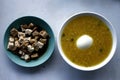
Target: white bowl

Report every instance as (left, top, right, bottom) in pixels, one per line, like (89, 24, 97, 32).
(57, 12, 117, 71)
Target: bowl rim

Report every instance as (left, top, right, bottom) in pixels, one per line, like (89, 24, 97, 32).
(4, 16, 55, 67)
(57, 12, 117, 71)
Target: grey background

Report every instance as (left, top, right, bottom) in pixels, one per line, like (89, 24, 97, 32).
(0, 0, 120, 80)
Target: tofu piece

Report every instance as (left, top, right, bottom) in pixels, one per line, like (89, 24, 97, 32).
(18, 36, 24, 43)
(25, 29, 32, 35)
(21, 41, 29, 47)
(18, 50, 23, 55)
(33, 41, 44, 51)
(31, 53, 39, 59)
(37, 41, 44, 48)
(35, 36, 39, 40)
(24, 54, 30, 61)
(39, 38, 47, 44)
(18, 50, 25, 56)
(10, 28, 18, 37)
(18, 32, 25, 38)
(28, 23, 34, 28)
(7, 42, 14, 49)
(15, 40, 20, 48)
(24, 37, 31, 42)
(20, 24, 28, 32)
(32, 30, 39, 37)
(9, 36, 14, 42)
(21, 27, 26, 32)
(34, 46, 39, 51)
(39, 30, 49, 38)
(7, 42, 17, 51)
(30, 39, 36, 44)
(21, 54, 30, 61)
(27, 45, 34, 52)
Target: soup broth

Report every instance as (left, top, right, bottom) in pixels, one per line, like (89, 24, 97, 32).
(61, 15, 112, 67)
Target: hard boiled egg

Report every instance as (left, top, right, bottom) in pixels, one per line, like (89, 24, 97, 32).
(76, 35, 93, 49)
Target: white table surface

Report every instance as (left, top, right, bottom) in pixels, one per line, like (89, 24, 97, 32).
(0, 0, 120, 80)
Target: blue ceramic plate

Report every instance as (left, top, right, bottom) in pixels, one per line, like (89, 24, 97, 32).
(4, 16, 55, 67)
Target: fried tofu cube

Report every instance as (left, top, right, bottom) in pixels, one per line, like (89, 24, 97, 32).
(18, 50, 25, 56)
(18, 50, 23, 55)
(20, 24, 28, 32)
(21, 41, 29, 47)
(28, 23, 34, 28)
(32, 30, 39, 37)
(33, 41, 44, 51)
(15, 40, 20, 48)
(7, 42, 17, 51)
(9, 36, 14, 42)
(27, 45, 34, 52)
(21, 54, 30, 61)
(31, 53, 39, 59)
(39, 38, 47, 44)
(7, 42, 14, 49)
(24, 54, 30, 61)
(30, 39, 36, 44)
(18, 32, 25, 38)
(10, 28, 18, 37)
(24, 37, 31, 43)
(18, 36, 24, 43)
(25, 29, 32, 35)
(37, 41, 44, 48)
(34, 36, 39, 40)
(39, 30, 49, 38)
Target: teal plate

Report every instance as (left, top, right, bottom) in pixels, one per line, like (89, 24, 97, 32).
(4, 16, 55, 67)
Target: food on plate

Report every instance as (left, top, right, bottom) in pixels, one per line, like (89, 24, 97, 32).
(7, 23, 49, 61)
(61, 15, 112, 67)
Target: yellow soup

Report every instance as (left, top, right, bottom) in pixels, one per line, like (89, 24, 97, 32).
(61, 15, 112, 67)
